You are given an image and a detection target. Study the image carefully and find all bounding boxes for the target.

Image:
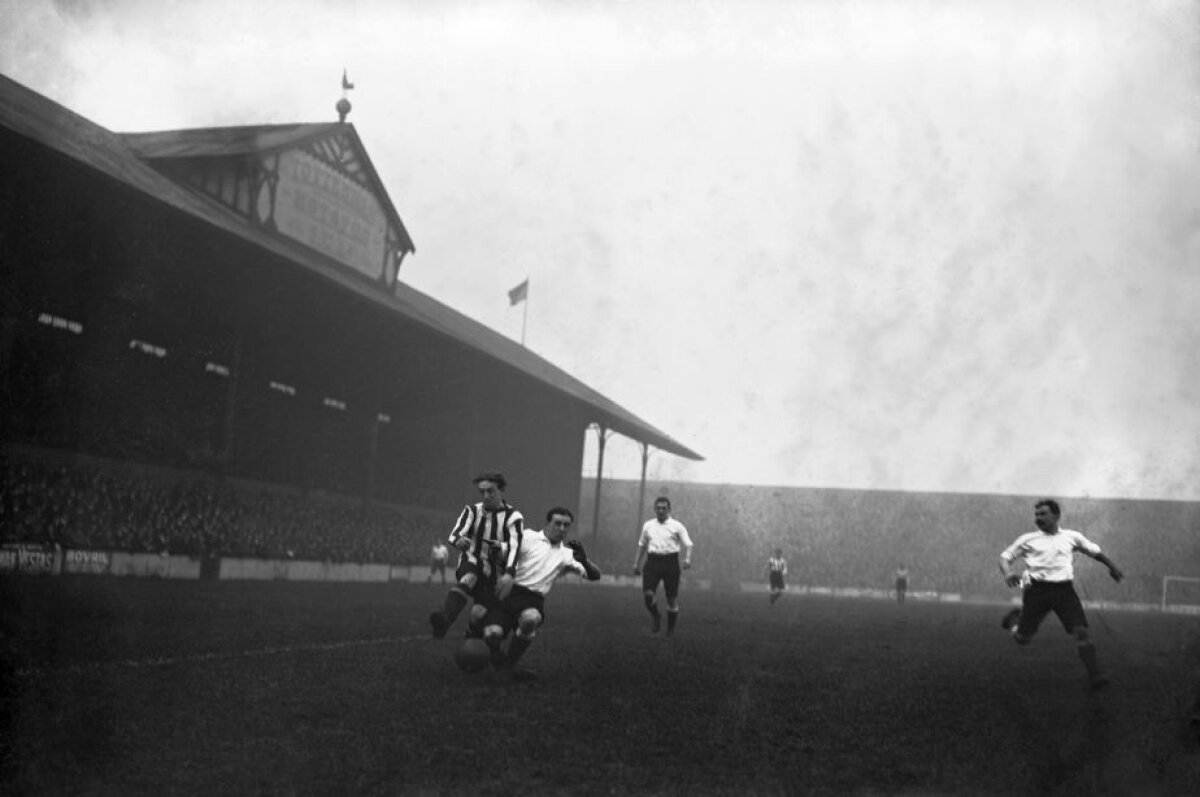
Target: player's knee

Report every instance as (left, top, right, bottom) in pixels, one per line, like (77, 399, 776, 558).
(517, 608, 542, 638)
(482, 623, 507, 641)
(459, 572, 478, 590)
(468, 604, 488, 625)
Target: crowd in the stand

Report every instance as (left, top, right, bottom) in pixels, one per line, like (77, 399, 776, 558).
(0, 456, 447, 564)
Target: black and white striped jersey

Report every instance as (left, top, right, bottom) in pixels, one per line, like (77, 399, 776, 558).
(448, 502, 525, 576)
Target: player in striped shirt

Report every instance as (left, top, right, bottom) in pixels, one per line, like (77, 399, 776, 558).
(767, 549, 787, 605)
(429, 471, 525, 640)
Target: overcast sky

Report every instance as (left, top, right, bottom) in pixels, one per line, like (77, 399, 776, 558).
(3, 0, 1199, 500)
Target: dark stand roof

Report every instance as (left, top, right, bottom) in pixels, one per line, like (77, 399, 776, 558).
(0, 72, 702, 461)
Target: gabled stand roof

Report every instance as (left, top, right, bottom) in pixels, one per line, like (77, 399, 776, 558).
(0, 72, 701, 461)
(121, 122, 415, 257)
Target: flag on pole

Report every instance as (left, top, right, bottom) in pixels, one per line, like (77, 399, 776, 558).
(508, 278, 529, 306)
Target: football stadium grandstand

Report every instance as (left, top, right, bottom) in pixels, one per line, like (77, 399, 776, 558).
(3, 73, 1200, 797)
(3, 71, 1195, 609)
(0, 71, 700, 576)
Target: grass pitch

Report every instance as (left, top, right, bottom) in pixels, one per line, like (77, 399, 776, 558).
(3, 576, 1198, 795)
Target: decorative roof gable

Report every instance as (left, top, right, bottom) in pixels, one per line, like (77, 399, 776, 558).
(122, 124, 415, 290)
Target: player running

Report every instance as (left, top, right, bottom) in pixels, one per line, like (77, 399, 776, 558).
(632, 497, 694, 636)
(428, 471, 525, 640)
(998, 499, 1124, 692)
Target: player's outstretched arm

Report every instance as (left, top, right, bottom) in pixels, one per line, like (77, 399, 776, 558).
(566, 540, 602, 581)
(1091, 551, 1124, 582)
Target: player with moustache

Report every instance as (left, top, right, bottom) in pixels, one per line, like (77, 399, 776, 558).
(998, 498, 1124, 692)
(476, 506, 601, 680)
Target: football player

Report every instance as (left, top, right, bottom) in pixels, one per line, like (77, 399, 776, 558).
(428, 471, 525, 640)
(477, 506, 601, 680)
(998, 499, 1124, 691)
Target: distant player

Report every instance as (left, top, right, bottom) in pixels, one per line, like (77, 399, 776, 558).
(998, 499, 1124, 692)
(894, 563, 909, 604)
(767, 548, 787, 604)
(477, 506, 601, 680)
(427, 540, 449, 586)
(632, 497, 693, 637)
(428, 471, 524, 639)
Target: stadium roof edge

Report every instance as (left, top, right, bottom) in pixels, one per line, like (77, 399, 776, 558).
(0, 72, 702, 462)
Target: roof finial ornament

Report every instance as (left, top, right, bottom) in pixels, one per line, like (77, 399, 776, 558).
(337, 68, 355, 123)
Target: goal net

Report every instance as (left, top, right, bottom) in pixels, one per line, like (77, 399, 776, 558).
(1161, 576, 1200, 615)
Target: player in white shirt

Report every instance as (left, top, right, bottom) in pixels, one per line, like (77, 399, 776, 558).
(632, 497, 694, 636)
(427, 541, 449, 586)
(476, 506, 600, 679)
(998, 499, 1124, 691)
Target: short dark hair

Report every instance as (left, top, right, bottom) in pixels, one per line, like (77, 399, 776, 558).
(1034, 498, 1061, 517)
(654, 496, 671, 509)
(545, 506, 574, 523)
(473, 471, 507, 491)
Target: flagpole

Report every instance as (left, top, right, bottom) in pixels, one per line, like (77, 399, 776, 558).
(520, 278, 529, 347)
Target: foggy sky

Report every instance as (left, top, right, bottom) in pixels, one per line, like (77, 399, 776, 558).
(3, 0, 1199, 500)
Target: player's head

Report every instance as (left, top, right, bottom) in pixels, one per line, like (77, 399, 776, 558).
(544, 507, 574, 543)
(473, 471, 507, 509)
(774, 548, 783, 557)
(653, 497, 671, 521)
(1034, 499, 1061, 532)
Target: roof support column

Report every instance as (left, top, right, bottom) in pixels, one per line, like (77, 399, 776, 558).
(637, 441, 650, 534)
(590, 422, 610, 543)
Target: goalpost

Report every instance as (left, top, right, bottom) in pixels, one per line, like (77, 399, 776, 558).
(1161, 576, 1200, 614)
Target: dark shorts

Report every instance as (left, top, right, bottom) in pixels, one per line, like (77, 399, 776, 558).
(1018, 580, 1088, 637)
(430, 559, 447, 573)
(483, 585, 546, 633)
(455, 557, 497, 601)
(643, 553, 682, 600)
(769, 572, 785, 590)
(895, 577, 908, 592)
